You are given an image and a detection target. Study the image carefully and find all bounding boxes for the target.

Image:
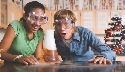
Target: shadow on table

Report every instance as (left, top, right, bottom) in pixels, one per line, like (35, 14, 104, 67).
(0, 61, 124, 72)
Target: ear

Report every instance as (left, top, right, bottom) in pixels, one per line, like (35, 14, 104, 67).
(53, 23, 55, 27)
(53, 23, 56, 29)
(72, 23, 75, 27)
(23, 13, 27, 20)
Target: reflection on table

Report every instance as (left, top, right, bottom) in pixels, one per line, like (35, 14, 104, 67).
(0, 61, 125, 72)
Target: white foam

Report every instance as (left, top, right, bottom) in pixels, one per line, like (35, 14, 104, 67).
(43, 29, 57, 50)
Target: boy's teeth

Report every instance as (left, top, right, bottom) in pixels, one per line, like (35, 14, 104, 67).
(62, 33, 66, 35)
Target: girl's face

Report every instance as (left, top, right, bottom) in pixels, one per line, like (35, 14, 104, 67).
(55, 18, 73, 39)
(25, 8, 47, 33)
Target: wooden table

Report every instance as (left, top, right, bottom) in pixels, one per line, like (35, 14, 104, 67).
(0, 61, 125, 72)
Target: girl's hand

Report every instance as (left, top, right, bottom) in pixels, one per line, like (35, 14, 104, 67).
(17, 55, 39, 65)
(88, 56, 112, 64)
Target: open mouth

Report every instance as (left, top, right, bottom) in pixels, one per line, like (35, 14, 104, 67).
(31, 24, 40, 31)
(61, 33, 66, 37)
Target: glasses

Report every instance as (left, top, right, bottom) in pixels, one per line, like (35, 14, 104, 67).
(28, 12, 48, 25)
(54, 18, 73, 29)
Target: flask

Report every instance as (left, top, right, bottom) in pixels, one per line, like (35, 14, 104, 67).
(42, 29, 58, 62)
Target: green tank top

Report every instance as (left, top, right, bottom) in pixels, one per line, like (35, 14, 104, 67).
(8, 20, 44, 56)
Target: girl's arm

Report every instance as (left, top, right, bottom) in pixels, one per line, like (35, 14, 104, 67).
(0, 25, 17, 61)
(34, 39, 43, 60)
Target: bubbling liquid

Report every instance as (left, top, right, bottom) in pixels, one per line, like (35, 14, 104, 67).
(40, 29, 59, 63)
(39, 48, 59, 62)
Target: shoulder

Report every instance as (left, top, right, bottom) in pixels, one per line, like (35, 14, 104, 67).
(75, 26, 96, 38)
(76, 26, 92, 34)
(75, 26, 98, 42)
(9, 20, 23, 36)
(9, 20, 23, 29)
(10, 20, 22, 25)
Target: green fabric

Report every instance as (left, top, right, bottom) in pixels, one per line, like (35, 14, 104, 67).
(8, 20, 44, 56)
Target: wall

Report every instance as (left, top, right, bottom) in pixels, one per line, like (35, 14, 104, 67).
(0, 0, 124, 44)
(23, 0, 49, 9)
(0, 30, 106, 43)
(23, 0, 104, 42)
(0, 0, 48, 42)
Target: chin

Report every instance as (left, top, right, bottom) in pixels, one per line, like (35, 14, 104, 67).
(64, 38, 69, 39)
(62, 36, 67, 39)
(32, 30, 37, 33)
(29, 29, 37, 33)
(30, 27, 40, 33)
(32, 29, 39, 32)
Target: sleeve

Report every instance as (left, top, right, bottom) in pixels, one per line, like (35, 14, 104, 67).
(9, 20, 21, 36)
(37, 29, 44, 41)
(86, 28, 116, 61)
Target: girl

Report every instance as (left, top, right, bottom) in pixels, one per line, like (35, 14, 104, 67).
(0, 1, 48, 65)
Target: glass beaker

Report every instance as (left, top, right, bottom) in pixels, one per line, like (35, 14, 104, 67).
(41, 29, 59, 62)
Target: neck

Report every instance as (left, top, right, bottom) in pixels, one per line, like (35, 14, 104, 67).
(24, 23, 32, 34)
(64, 34, 73, 40)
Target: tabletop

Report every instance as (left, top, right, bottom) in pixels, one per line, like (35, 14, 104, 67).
(0, 61, 125, 72)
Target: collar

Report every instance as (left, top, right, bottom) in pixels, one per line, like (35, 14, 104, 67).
(72, 32, 80, 41)
(22, 21, 37, 39)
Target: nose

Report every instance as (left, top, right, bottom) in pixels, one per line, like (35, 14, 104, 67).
(34, 21, 41, 25)
(60, 25, 65, 30)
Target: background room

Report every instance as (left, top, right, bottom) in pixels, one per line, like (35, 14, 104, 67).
(0, 0, 125, 60)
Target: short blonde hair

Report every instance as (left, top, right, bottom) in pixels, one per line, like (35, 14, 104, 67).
(54, 9, 77, 23)
(54, 9, 78, 37)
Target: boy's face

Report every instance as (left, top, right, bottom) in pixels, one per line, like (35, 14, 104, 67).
(55, 18, 73, 39)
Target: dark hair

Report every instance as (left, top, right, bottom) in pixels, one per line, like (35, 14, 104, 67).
(20, 1, 45, 22)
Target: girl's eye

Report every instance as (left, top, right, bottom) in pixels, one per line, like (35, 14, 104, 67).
(40, 17, 44, 21)
(30, 16, 37, 20)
